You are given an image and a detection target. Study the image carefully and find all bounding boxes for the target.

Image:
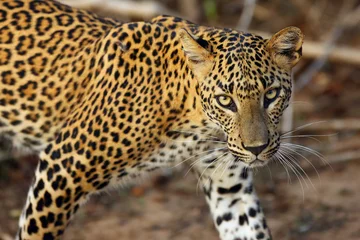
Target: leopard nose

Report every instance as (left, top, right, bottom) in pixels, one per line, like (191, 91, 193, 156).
(242, 142, 269, 156)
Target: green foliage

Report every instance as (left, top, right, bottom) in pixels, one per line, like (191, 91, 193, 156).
(204, 0, 217, 21)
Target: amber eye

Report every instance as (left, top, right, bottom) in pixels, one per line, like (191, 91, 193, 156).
(215, 95, 237, 112)
(264, 88, 280, 108)
(265, 89, 278, 99)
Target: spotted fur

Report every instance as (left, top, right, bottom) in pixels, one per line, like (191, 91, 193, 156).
(0, 0, 303, 239)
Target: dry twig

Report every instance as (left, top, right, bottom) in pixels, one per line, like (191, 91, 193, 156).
(60, 0, 179, 19)
(250, 30, 360, 66)
(297, 119, 360, 132)
(325, 150, 360, 164)
(237, 0, 257, 31)
(295, 3, 360, 90)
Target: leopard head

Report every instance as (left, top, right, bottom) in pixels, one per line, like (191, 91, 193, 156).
(180, 26, 304, 167)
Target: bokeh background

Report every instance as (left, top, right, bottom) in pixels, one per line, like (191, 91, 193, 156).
(1, 0, 360, 239)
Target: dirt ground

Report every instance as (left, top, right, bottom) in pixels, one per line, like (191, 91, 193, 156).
(1, 155, 360, 240)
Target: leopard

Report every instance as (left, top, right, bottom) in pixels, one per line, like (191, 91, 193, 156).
(0, 0, 304, 239)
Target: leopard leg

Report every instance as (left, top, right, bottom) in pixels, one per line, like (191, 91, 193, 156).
(17, 147, 94, 240)
(198, 161, 271, 240)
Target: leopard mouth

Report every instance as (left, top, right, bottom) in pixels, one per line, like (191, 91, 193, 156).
(233, 155, 268, 168)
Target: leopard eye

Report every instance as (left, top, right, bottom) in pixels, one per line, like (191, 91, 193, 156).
(264, 88, 280, 108)
(218, 95, 232, 106)
(215, 95, 237, 112)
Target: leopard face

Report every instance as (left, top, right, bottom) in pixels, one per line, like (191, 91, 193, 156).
(180, 27, 303, 167)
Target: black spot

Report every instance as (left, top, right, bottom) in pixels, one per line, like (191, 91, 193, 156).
(223, 212, 233, 221)
(54, 213, 64, 227)
(196, 37, 209, 50)
(244, 184, 253, 194)
(36, 198, 44, 211)
(111, 132, 119, 142)
(96, 181, 109, 190)
(217, 183, 242, 194)
(43, 232, 55, 240)
(44, 191, 53, 207)
(240, 168, 248, 179)
(39, 160, 49, 172)
(34, 179, 45, 198)
(216, 216, 223, 226)
(256, 232, 265, 239)
(50, 149, 61, 160)
(47, 168, 54, 181)
(39, 216, 49, 228)
(122, 138, 131, 147)
(44, 144, 53, 154)
(25, 203, 33, 218)
(229, 198, 240, 208)
(239, 213, 249, 226)
(249, 207, 257, 217)
(27, 218, 39, 234)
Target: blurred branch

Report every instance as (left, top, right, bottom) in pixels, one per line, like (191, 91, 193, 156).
(253, 30, 360, 66)
(330, 136, 360, 153)
(59, 0, 180, 19)
(297, 119, 360, 132)
(237, 0, 257, 31)
(326, 150, 360, 164)
(295, 3, 360, 91)
(295, 27, 343, 90)
(301, 42, 360, 66)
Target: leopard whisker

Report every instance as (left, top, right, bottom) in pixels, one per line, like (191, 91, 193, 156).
(281, 133, 337, 144)
(273, 152, 291, 183)
(169, 130, 220, 139)
(184, 151, 228, 177)
(281, 121, 328, 137)
(282, 136, 322, 143)
(210, 154, 229, 179)
(219, 154, 234, 179)
(279, 147, 317, 191)
(198, 159, 227, 195)
(277, 151, 306, 200)
(196, 152, 229, 194)
(279, 149, 306, 180)
(172, 147, 227, 168)
(170, 139, 227, 144)
(281, 144, 321, 182)
(188, 149, 227, 168)
(282, 142, 332, 170)
(281, 133, 337, 138)
(278, 150, 306, 188)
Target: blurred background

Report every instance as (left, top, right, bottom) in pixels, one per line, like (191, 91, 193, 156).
(0, 0, 359, 239)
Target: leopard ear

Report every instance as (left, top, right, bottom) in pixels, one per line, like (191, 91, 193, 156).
(267, 27, 304, 70)
(179, 29, 213, 80)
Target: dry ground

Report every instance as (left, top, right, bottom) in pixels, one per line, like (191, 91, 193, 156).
(1, 155, 360, 240)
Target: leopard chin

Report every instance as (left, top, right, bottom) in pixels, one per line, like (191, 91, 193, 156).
(233, 156, 269, 168)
